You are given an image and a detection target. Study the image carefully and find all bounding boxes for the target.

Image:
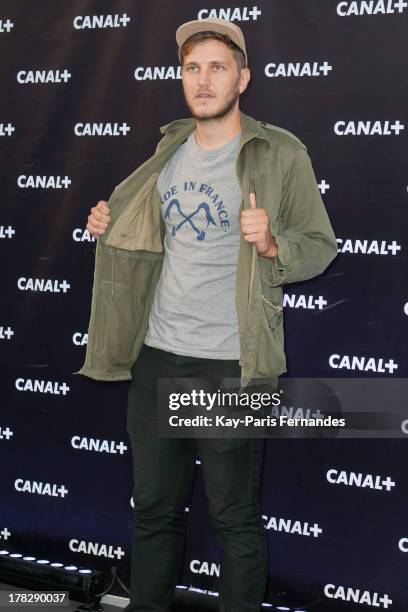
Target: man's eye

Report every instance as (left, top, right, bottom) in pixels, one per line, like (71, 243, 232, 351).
(212, 65, 224, 71)
(186, 66, 197, 72)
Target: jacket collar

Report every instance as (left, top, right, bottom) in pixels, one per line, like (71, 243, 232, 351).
(159, 111, 269, 147)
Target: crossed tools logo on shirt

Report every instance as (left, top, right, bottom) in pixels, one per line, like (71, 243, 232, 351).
(164, 198, 216, 241)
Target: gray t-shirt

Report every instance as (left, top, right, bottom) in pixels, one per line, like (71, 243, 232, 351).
(144, 129, 242, 359)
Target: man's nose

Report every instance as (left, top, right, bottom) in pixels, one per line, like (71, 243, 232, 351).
(198, 68, 211, 87)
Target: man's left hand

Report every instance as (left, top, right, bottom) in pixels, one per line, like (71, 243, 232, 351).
(240, 192, 278, 257)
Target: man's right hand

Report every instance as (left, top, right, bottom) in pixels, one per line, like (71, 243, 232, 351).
(87, 200, 111, 237)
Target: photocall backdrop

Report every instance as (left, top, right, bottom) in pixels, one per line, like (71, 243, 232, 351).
(0, 1, 407, 610)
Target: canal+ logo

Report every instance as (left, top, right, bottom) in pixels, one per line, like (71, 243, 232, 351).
(17, 176, 71, 189)
(337, 238, 401, 255)
(197, 7, 261, 20)
(17, 278, 71, 293)
(17, 70, 71, 84)
(327, 469, 395, 492)
(329, 354, 398, 374)
(0, 123, 15, 136)
(71, 436, 128, 455)
(73, 14, 130, 29)
(74, 122, 130, 136)
(15, 379, 70, 395)
(334, 120, 404, 135)
(265, 61, 332, 78)
(337, 0, 407, 16)
(262, 514, 323, 537)
(0, 226, 15, 239)
(324, 583, 392, 609)
(15, 479, 68, 498)
(70, 539, 125, 559)
(0, 19, 14, 33)
(0, 326, 14, 341)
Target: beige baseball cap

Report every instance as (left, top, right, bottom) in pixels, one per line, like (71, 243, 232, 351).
(176, 18, 248, 66)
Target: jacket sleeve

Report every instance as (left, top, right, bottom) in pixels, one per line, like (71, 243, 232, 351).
(266, 146, 338, 286)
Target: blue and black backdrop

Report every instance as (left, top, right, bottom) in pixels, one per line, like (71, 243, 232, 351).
(0, 2, 407, 611)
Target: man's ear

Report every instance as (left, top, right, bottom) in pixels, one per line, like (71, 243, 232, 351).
(239, 67, 251, 94)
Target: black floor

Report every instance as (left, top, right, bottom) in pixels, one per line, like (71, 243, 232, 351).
(0, 581, 366, 611)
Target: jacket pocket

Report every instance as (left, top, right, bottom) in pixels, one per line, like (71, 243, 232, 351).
(97, 281, 140, 364)
(94, 250, 163, 366)
(105, 173, 162, 252)
(256, 295, 287, 376)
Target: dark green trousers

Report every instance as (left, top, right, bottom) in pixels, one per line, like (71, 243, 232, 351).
(124, 343, 269, 612)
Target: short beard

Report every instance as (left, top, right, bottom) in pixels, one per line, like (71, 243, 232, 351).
(184, 77, 241, 123)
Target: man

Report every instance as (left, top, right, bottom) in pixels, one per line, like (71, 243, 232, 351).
(80, 17, 337, 612)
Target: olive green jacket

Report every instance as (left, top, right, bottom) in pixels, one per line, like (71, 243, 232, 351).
(75, 112, 337, 388)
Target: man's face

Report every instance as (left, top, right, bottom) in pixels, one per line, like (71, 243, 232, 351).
(181, 39, 249, 122)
